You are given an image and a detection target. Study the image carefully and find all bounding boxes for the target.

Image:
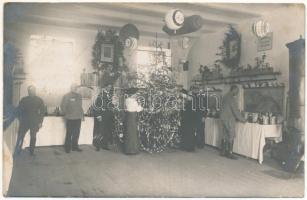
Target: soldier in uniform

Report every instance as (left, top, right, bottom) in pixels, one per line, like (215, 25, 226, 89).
(14, 85, 45, 156)
(92, 83, 115, 151)
(220, 85, 246, 159)
(61, 84, 84, 153)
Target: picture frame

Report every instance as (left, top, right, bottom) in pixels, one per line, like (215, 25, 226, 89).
(101, 44, 114, 63)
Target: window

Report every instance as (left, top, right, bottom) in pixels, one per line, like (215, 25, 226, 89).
(27, 35, 76, 107)
(136, 46, 171, 82)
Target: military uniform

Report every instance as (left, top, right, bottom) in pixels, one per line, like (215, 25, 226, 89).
(14, 95, 45, 155)
(220, 92, 245, 158)
(61, 91, 84, 153)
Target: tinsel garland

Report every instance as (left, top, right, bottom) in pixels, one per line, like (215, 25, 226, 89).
(137, 104, 182, 153)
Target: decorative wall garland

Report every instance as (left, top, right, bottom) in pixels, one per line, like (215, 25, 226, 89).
(217, 25, 241, 69)
(91, 29, 124, 72)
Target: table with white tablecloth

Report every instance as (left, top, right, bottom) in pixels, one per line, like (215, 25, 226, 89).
(23, 116, 94, 148)
(205, 118, 282, 164)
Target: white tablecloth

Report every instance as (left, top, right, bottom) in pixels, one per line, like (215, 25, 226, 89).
(23, 117, 94, 148)
(205, 118, 282, 164)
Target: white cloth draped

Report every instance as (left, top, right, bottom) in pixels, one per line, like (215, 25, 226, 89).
(205, 118, 282, 164)
(23, 117, 94, 147)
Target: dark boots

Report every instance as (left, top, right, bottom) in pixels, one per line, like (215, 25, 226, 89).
(220, 139, 226, 156)
(226, 140, 237, 160)
(29, 136, 36, 156)
(220, 139, 238, 160)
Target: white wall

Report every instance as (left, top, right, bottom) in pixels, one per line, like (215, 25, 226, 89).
(4, 21, 191, 109)
(238, 4, 305, 87)
(4, 22, 96, 104)
(188, 5, 305, 89)
(7, 5, 304, 109)
(188, 27, 228, 88)
(187, 5, 305, 111)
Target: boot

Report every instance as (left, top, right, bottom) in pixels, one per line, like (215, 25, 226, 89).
(219, 139, 226, 156)
(29, 148, 35, 156)
(30, 137, 36, 156)
(72, 147, 83, 152)
(226, 141, 238, 160)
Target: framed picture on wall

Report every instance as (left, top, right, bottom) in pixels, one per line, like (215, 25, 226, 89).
(101, 44, 114, 63)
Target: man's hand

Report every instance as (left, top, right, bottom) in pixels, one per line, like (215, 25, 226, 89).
(97, 116, 102, 122)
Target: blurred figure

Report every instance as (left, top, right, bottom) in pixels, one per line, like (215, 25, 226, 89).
(180, 89, 196, 152)
(191, 87, 206, 149)
(14, 85, 45, 156)
(220, 85, 246, 159)
(61, 83, 84, 153)
(93, 84, 115, 151)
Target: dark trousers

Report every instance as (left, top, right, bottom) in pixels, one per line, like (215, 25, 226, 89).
(65, 119, 81, 152)
(101, 111, 114, 147)
(14, 122, 39, 155)
(195, 120, 205, 148)
(180, 113, 196, 152)
(93, 111, 114, 150)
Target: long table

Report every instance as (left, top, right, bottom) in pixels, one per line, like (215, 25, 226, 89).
(205, 118, 282, 164)
(23, 116, 94, 148)
(21, 116, 282, 163)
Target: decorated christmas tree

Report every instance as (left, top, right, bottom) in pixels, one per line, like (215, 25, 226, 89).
(114, 66, 183, 153)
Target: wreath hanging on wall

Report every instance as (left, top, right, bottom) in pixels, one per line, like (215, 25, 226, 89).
(91, 29, 124, 72)
(218, 25, 241, 69)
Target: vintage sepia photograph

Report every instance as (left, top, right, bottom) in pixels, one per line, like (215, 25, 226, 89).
(2, 0, 305, 197)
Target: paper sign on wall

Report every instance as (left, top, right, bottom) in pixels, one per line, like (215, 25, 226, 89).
(257, 32, 273, 52)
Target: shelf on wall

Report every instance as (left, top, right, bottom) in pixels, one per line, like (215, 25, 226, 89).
(225, 71, 281, 79)
(192, 72, 281, 85)
(243, 85, 285, 90)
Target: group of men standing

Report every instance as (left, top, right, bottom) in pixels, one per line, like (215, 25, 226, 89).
(14, 84, 84, 156)
(14, 83, 246, 160)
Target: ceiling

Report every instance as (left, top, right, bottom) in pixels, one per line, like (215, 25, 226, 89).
(4, 3, 287, 39)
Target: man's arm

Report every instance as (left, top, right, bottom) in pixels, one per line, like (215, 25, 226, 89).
(60, 94, 67, 115)
(230, 97, 246, 122)
(16, 98, 25, 119)
(92, 95, 102, 117)
(38, 98, 46, 125)
(79, 94, 85, 121)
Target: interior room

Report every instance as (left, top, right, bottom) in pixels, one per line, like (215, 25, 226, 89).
(3, 2, 305, 197)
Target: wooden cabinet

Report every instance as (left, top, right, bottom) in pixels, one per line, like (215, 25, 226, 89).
(286, 37, 305, 131)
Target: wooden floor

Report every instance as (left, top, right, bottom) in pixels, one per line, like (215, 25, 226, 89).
(7, 145, 304, 197)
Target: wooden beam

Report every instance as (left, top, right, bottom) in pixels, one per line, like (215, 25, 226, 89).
(106, 3, 240, 25)
(168, 3, 261, 18)
(33, 3, 234, 29)
(13, 14, 175, 39)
